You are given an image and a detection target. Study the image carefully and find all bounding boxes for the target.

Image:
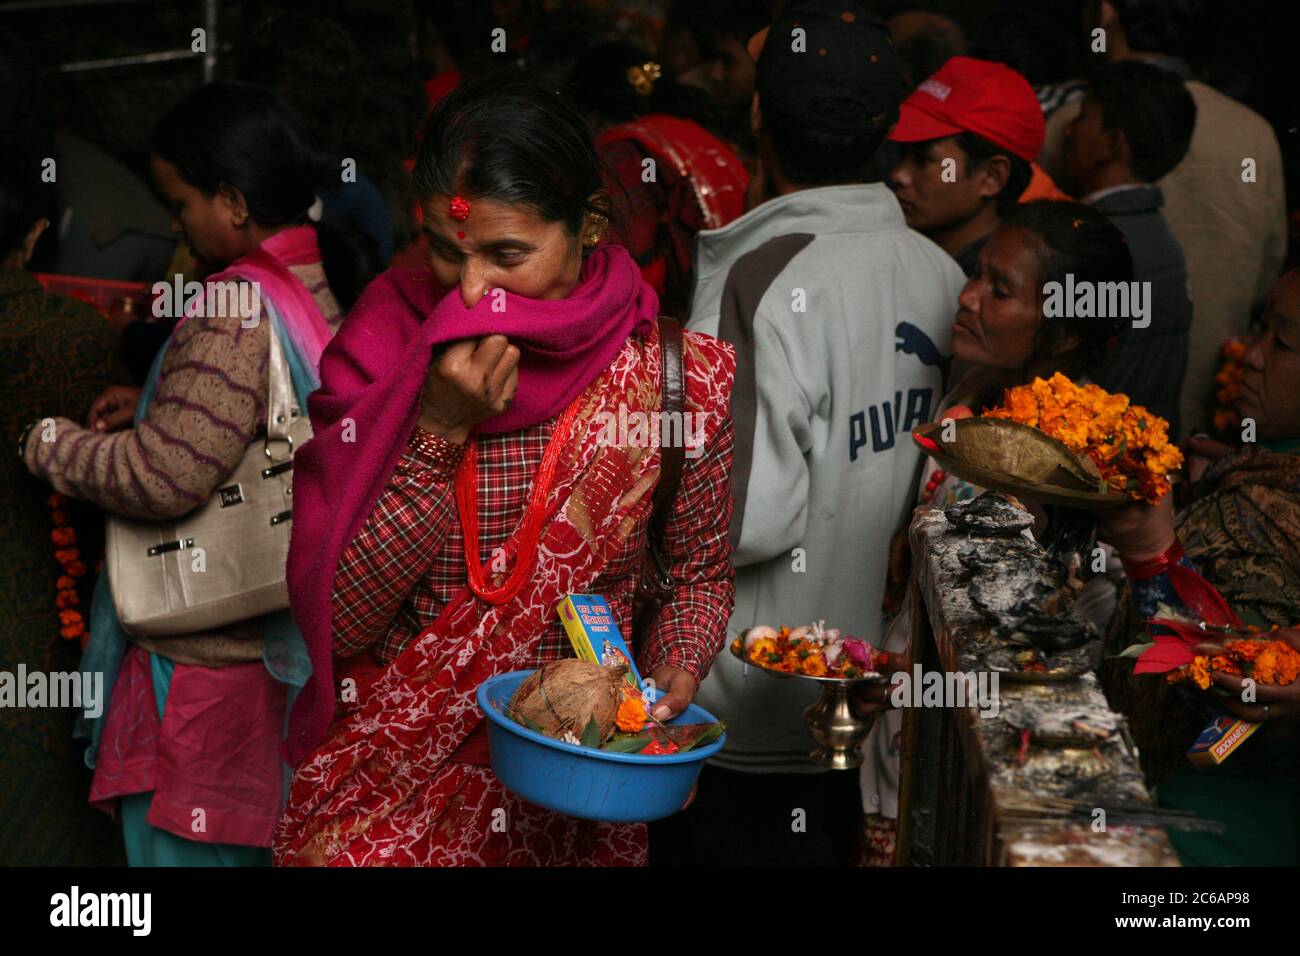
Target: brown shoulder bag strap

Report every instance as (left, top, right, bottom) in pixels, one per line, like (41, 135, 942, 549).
(641, 315, 686, 597)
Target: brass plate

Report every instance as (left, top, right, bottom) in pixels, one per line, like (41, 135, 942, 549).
(728, 641, 888, 686)
(913, 419, 1130, 511)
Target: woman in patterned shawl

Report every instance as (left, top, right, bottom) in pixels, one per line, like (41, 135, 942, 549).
(275, 73, 737, 867)
(1099, 267, 1300, 865)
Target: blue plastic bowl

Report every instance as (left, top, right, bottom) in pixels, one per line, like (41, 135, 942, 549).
(477, 670, 726, 823)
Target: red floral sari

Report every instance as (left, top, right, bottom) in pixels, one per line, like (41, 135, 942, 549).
(273, 326, 734, 866)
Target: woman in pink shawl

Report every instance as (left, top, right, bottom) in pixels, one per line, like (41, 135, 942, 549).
(275, 73, 737, 866)
(22, 83, 379, 866)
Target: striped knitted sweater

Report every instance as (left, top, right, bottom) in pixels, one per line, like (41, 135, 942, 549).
(25, 265, 339, 519)
(23, 262, 339, 662)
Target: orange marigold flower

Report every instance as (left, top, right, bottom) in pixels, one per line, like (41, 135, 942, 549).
(1231, 639, 1264, 662)
(47, 493, 65, 509)
(985, 375, 1181, 503)
(1189, 656, 1211, 690)
(55, 589, 79, 609)
(1216, 638, 1300, 686)
(56, 575, 75, 590)
(616, 695, 648, 732)
(1276, 653, 1299, 685)
(1208, 654, 1238, 675)
(60, 622, 86, 640)
(51, 527, 76, 547)
(1253, 648, 1279, 684)
(65, 560, 88, 577)
(800, 653, 829, 677)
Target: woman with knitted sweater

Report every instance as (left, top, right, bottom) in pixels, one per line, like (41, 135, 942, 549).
(21, 83, 378, 866)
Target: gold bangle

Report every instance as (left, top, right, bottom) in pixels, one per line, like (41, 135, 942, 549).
(407, 425, 467, 471)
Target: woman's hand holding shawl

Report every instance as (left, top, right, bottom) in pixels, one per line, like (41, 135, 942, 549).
(419, 335, 521, 444)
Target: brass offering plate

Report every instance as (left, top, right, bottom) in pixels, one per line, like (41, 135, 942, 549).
(913, 418, 1129, 511)
(728, 640, 888, 686)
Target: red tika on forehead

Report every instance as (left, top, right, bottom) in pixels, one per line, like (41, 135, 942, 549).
(449, 195, 471, 222)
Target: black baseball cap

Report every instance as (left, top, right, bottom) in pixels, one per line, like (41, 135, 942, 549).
(755, 0, 903, 135)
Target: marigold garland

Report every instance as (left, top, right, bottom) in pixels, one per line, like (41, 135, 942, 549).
(1211, 338, 1246, 435)
(984, 372, 1184, 504)
(48, 493, 89, 649)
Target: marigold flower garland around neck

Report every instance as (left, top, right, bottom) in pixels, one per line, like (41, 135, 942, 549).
(48, 493, 89, 648)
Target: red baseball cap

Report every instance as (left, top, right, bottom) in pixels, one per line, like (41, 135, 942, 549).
(888, 56, 1045, 162)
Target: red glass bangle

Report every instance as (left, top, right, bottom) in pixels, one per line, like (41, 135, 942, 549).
(1120, 538, 1184, 580)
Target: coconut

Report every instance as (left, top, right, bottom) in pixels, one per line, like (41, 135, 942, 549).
(507, 658, 628, 743)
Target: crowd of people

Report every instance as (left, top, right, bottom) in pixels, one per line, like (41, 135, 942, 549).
(2, 0, 1296, 868)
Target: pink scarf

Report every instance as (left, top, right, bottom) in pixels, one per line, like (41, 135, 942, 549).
(284, 245, 657, 763)
(188, 225, 334, 374)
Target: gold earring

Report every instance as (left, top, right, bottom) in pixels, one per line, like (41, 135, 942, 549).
(233, 213, 246, 227)
(584, 231, 602, 248)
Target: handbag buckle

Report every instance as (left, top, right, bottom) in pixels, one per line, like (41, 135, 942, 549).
(263, 433, 294, 460)
(147, 537, 194, 557)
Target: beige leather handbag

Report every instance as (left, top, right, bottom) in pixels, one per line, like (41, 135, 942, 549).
(105, 325, 310, 636)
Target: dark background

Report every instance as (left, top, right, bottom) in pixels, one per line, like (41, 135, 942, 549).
(3, 0, 1297, 207)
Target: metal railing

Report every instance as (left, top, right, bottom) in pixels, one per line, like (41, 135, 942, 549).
(0, 0, 220, 80)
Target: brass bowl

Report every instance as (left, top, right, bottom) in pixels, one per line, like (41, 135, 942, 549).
(729, 640, 888, 770)
(912, 419, 1129, 511)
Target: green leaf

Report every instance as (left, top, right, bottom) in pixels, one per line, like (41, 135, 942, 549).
(603, 735, 653, 753)
(1116, 641, 1156, 659)
(511, 710, 546, 735)
(580, 715, 602, 749)
(679, 721, 726, 752)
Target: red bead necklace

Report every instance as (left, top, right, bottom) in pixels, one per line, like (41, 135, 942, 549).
(455, 399, 584, 605)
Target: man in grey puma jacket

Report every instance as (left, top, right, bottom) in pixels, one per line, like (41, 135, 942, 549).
(690, 183, 962, 775)
(666, 1, 964, 865)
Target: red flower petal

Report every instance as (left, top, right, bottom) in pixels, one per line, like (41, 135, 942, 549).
(1134, 643, 1196, 674)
